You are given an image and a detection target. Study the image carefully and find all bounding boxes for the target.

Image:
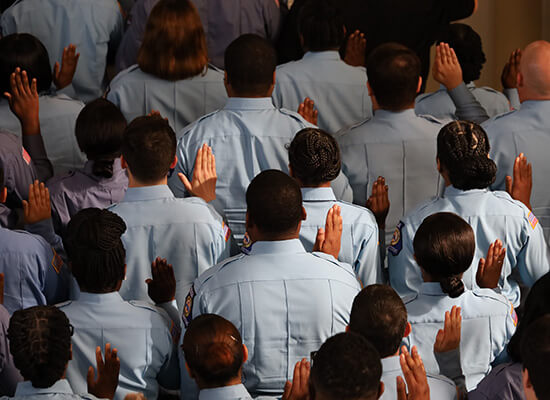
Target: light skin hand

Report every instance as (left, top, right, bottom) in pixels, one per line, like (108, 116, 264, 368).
(313, 205, 343, 259)
(434, 306, 462, 353)
(4, 68, 40, 136)
(87, 343, 120, 400)
(22, 180, 51, 225)
(282, 359, 310, 400)
(366, 176, 389, 229)
(396, 346, 430, 400)
(297, 97, 318, 126)
(178, 143, 217, 203)
(53, 44, 80, 90)
(432, 43, 463, 90)
(476, 239, 506, 289)
(344, 30, 367, 67)
(506, 153, 532, 210)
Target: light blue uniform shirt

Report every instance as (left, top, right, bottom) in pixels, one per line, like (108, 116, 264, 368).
(388, 187, 550, 307)
(415, 83, 511, 120)
(299, 187, 382, 286)
(180, 239, 361, 398)
(483, 100, 550, 242)
(107, 185, 230, 310)
(58, 292, 179, 400)
(0, 0, 123, 102)
(107, 65, 227, 132)
(2, 380, 99, 400)
(199, 384, 252, 400)
(404, 283, 517, 391)
(336, 109, 445, 245)
(380, 355, 457, 400)
(168, 97, 353, 245)
(272, 51, 372, 134)
(0, 96, 85, 174)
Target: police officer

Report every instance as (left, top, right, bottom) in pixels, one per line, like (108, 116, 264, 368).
(168, 34, 352, 245)
(59, 208, 180, 400)
(180, 170, 361, 398)
(288, 128, 381, 286)
(272, 0, 372, 135)
(388, 121, 550, 307)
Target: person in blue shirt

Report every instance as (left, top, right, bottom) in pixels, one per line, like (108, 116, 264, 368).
(108, 115, 229, 310)
(288, 127, 382, 286)
(272, 0, 372, 135)
(180, 170, 361, 398)
(59, 208, 180, 400)
(168, 34, 352, 246)
(47, 99, 128, 236)
(403, 212, 517, 391)
(0, 304, 22, 396)
(388, 121, 550, 307)
(107, 0, 227, 133)
(521, 315, 550, 400)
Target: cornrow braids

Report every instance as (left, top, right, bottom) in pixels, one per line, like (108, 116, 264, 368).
(437, 121, 497, 190)
(288, 128, 341, 186)
(8, 306, 72, 388)
(63, 208, 127, 293)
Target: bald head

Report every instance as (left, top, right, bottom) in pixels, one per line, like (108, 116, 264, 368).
(519, 40, 550, 100)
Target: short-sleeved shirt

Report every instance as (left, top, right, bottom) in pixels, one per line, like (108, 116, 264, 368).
(198, 384, 252, 400)
(468, 362, 524, 400)
(0, 305, 22, 396)
(1, 380, 100, 400)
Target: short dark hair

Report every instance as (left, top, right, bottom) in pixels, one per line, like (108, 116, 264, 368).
(8, 306, 72, 388)
(288, 128, 341, 186)
(64, 208, 127, 293)
(413, 212, 475, 298)
(349, 285, 407, 358)
(121, 115, 177, 184)
(521, 315, 550, 400)
(310, 333, 382, 400)
(437, 121, 497, 190)
(298, 0, 345, 51)
(439, 23, 486, 84)
(367, 43, 421, 111)
(0, 33, 52, 94)
(75, 98, 127, 178)
(246, 170, 303, 236)
(224, 34, 276, 96)
(182, 314, 244, 386)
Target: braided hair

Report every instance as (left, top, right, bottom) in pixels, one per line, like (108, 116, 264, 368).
(8, 306, 72, 388)
(437, 121, 497, 190)
(63, 208, 127, 293)
(288, 128, 341, 186)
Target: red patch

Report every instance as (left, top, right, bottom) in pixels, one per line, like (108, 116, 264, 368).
(22, 148, 31, 165)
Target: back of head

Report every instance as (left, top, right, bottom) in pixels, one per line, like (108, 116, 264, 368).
(349, 285, 407, 358)
(75, 98, 127, 178)
(310, 333, 382, 400)
(521, 315, 550, 400)
(367, 43, 421, 111)
(246, 170, 303, 237)
(121, 115, 176, 184)
(0, 33, 52, 94)
(8, 306, 72, 388)
(520, 40, 550, 98)
(439, 23, 486, 83)
(508, 273, 550, 362)
(298, 0, 345, 52)
(413, 212, 475, 298)
(224, 34, 277, 96)
(138, 0, 208, 81)
(288, 128, 341, 186)
(64, 208, 126, 293)
(437, 121, 497, 190)
(182, 314, 244, 387)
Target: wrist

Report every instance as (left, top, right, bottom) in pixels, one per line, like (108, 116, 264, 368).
(20, 117, 40, 136)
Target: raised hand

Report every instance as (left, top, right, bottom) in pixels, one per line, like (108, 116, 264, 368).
(396, 346, 430, 400)
(298, 97, 318, 126)
(146, 257, 176, 304)
(22, 180, 51, 225)
(506, 153, 532, 210)
(313, 205, 343, 259)
(282, 358, 310, 400)
(178, 144, 217, 203)
(4, 68, 40, 135)
(501, 49, 522, 90)
(434, 306, 462, 353)
(432, 43, 463, 91)
(87, 343, 120, 400)
(476, 239, 506, 289)
(366, 176, 389, 229)
(53, 44, 80, 90)
(344, 30, 367, 67)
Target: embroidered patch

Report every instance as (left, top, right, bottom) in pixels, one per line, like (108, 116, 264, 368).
(388, 222, 404, 256)
(222, 222, 231, 242)
(22, 148, 31, 165)
(170, 320, 181, 343)
(241, 232, 253, 255)
(528, 211, 539, 230)
(182, 284, 195, 328)
(51, 249, 63, 274)
(510, 303, 518, 327)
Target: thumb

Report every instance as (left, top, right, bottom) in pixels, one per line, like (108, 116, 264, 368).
(86, 366, 95, 387)
(477, 258, 486, 283)
(22, 200, 29, 218)
(282, 381, 292, 400)
(145, 278, 152, 286)
(178, 173, 193, 193)
(314, 228, 325, 251)
(53, 62, 60, 79)
(505, 176, 512, 195)
(435, 329, 445, 346)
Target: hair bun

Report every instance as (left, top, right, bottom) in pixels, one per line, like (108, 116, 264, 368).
(92, 158, 115, 179)
(450, 156, 496, 190)
(440, 276, 465, 298)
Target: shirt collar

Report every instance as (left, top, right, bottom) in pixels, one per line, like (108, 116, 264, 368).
(199, 384, 251, 400)
(301, 187, 337, 202)
(122, 185, 174, 202)
(15, 380, 74, 396)
(419, 282, 446, 296)
(373, 108, 416, 120)
(303, 50, 341, 61)
(224, 97, 275, 111)
(248, 239, 307, 256)
(519, 99, 550, 110)
(381, 355, 401, 374)
(77, 291, 125, 304)
(443, 186, 488, 198)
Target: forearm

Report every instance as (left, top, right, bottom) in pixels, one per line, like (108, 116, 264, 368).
(22, 133, 53, 182)
(448, 83, 489, 123)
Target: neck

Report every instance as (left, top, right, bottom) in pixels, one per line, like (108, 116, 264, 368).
(301, 182, 332, 189)
(128, 174, 167, 188)
(198, 375, 242, 390)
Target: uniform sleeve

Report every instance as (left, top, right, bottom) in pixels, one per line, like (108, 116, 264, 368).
(167, 140, 190, 198)
(0, 306, 22, 396)
(331, 170, 354, 203)
(491, 302, 517, 365)
(156, 313, 181, 390)
(32, 233, 70, 305)
(196, 222, 230, 277)
(515, 212, 550, 287)
(387, 221, 423, 297)
(442, 0, 477, 22)
(503, 89, 521, 111)
(23, 134, 53, 183)
(355, 224, 384, 286)
(107, 3, 125, 63)
(448, 83, 489, 124)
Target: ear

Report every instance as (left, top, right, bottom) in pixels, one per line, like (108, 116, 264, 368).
(436, 157, 441, 172)
(245, 212, 251, 230)
(299, 34, 305, 50)
(288, 165, 294, 178)
(367, 80, 374, 96)
(416, 76, 423, 94)
(242, 344, 249, 364)
(345, 325, 350, 332)
(301, 206, 307, 221)
(185, 362, 195, 379)
(120, 155, 128, 170)
(272, 70, 276, 86)
(124, 264, 127, 280)
(403, 322, 412, 338)
(0, 187, 6, 204)
(377, 381, 385, 399)
(170, 155, 178, 170)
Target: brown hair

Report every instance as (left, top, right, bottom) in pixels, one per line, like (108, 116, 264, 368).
(137, 0, 208, 81)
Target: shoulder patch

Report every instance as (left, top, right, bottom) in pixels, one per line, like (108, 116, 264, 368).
(527, 211, 539, 230)
(510, 302, 518, 326)
(182, 284, 196, 328)
(222, 221, 231, 242)
(51, 249, 63, 274)
(21, 147, 31, 165)
(388, 222, 404, 256)
(240, 232, 253, 255)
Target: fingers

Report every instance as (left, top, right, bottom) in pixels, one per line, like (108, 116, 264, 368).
(396, 376, 407, 400)
(178, 172, 193, 194)
(95, 346, 104, 371)
(313, 227, 325, 252)
(87, 366, 96, 387)
(505, 175, 512, 195)
(53, 62, 60, 79)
